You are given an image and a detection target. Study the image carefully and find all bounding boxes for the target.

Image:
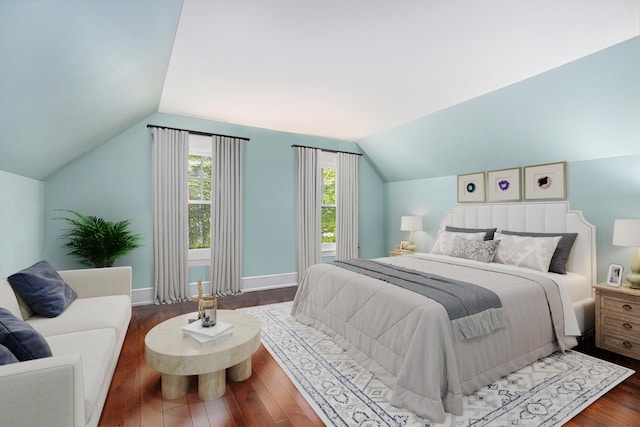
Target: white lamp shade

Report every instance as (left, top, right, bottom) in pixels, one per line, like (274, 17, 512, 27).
(612, 219, 640, 247)
(400, 215, 423, 232)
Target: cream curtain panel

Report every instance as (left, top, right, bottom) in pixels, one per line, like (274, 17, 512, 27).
(296, 146, 321, 280)
(336, 152, 359, 260)
(210, 136, 244, 296)
(151, 127, 189, 304)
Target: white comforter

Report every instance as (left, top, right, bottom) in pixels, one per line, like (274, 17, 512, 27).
(291, 253, 577, 422)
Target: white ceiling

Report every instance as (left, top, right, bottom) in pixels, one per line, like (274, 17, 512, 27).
(159, 0, 640, 141)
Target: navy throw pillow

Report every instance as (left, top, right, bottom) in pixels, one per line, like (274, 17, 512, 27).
(8, 260, 77, 317)
(0, 343, 19, 365)
(0, 308, 52, 361)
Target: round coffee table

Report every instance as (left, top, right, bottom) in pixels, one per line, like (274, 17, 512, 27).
(145, 309, 260, 400)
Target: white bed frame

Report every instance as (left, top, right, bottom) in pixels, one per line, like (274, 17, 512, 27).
(440, 202, 596, 334)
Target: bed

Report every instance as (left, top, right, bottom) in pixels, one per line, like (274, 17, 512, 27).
(291, 202, 596, 422)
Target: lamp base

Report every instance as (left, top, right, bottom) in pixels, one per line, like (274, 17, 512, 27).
(627, 273, 640, 289)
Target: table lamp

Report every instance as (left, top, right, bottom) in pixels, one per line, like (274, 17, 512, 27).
(612, 219, 640, 289)
(401, 215, 423, 253)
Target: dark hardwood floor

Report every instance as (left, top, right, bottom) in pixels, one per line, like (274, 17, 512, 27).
(99, 288, 640, 427)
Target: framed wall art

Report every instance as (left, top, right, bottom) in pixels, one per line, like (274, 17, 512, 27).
(457, 172, 485, 203)
(524, 161, 566, 200)
(487, 168, 521, 202)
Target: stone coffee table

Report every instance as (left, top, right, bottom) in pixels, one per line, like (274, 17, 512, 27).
(145, 309, 260, 400)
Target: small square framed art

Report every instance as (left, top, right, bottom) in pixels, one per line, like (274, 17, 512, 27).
(524, 161, 566, 200)
(487, 168, 521, 202)
(457, 172, 485, 203)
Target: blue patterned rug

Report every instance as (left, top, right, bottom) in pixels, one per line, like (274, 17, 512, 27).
(241, 302, 634, 427)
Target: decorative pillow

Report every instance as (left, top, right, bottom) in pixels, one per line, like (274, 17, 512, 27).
(0, 343, 19, 365)
(448, 237, 500, 263)
(445, 226, 498, 241)
(431, 231, 485, 255)
(0, 308, 52, 361)
(7, 261, 77, 318)
(493, 233, 562, 272)
(499, 230, 578, 274)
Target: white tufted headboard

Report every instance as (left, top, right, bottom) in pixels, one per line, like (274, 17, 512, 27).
(440, 202, 597, 285)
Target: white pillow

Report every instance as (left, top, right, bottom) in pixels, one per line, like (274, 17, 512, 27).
(448, 236, 501, 263)
(430, 231, 486, 255)
(493, 232, 562, 272)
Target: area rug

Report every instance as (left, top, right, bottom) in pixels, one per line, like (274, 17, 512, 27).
(241, 302, 634, 427)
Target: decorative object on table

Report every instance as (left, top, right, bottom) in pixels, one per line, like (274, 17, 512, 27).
(188, 278, 205, 323)
(457, 171, 486, 203)
(399, 241, 409, 250)
(612, 219, 640, 289)
(400, 216, 423, 253)
(607, 264, 624, 287)
(199, 296, 217, 327)
(524, 161, 566, 200)
(487, 167, 521, 202)
(181, 318, 233, 346)
(56, 209, 142, 268)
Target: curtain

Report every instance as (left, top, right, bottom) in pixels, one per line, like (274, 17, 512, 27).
(296, 146, 321, 279)
(210, 136, 244, 296)
(336, 152, 359, 260)
(151, 128, 189, 304)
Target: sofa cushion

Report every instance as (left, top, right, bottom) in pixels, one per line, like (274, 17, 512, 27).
(8, 261, 78, 317)
(0, 343, 19, 365)
(0, 308, 52, 361)
(46, 328, 117, 425)
(0, 279, 23, 320)
(27, 295, 131, 340)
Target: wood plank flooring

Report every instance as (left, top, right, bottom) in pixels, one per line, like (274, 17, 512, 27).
(99, 287, 640, 427)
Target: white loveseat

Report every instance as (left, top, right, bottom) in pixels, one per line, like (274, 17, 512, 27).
(0, 266, 132, 427)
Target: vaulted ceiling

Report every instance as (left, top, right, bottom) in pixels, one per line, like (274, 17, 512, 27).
(1, 0, 638, 180)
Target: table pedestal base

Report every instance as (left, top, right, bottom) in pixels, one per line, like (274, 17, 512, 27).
(161, 373, 189, 400)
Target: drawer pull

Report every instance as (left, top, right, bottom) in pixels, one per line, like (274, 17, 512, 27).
(623, 322, 633, 330)
(623, 341, 633, 349)
(622, 304, 633, 311)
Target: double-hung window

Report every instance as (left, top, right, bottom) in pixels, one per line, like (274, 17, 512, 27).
(320, 151, 337, 257)
(188, 135, 212, 265)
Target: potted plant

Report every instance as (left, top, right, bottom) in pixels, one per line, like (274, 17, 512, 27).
(57, 210, 143, 268)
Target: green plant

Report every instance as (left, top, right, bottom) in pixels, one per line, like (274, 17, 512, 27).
(57, 210, 143, 268)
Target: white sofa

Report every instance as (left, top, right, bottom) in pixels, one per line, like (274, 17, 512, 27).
(0, 266, 132, 427)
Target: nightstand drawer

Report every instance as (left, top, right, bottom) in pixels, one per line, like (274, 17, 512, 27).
(600, 313, 640, 340)
(600, 293, 640, 316)
(600, 333, 640, 359)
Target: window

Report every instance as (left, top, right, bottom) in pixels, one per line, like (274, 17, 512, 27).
(320, 152, 337, 256)
(188, 135, 212, 263)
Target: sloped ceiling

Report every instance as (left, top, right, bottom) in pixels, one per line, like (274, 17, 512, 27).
(0, 0, 638, 181)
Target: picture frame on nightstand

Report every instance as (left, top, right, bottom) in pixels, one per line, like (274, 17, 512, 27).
(607, 263, 624, 287)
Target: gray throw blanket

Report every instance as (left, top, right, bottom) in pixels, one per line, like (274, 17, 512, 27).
(332, 259, 510, 341)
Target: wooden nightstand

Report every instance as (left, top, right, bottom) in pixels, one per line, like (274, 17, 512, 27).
(594, 283, 640, 360)
(390, 250, 410, 256)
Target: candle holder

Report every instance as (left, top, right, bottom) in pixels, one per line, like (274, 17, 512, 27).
(199, 296, 217, 327)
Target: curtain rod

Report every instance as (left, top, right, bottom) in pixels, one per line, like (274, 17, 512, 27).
(147, 124, 250, 141)
(291, 144, 362, 156)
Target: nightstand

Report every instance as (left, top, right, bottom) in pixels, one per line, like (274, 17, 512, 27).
(594, 283, 640, 360)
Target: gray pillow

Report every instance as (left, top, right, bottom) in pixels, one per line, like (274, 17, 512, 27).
(445, 226, 497, 241)
(499, 231, 577, 274)
(0, 343, 19, 365)
(0, 308, 52, 361)
(448, 236, 501, 263)
(8, 261, 77, 317)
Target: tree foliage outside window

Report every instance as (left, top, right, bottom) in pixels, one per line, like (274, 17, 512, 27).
(188, 154, 211, 249)
(321, 167, 336, 244)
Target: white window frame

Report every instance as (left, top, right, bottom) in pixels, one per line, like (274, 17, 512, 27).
(319, 151, 337, 257)
(188, 134, 212, 265)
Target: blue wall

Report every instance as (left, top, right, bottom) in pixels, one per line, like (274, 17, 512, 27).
(369, 37, 640, 283)
(44, 113, 385, 289)
(0, 170, 45, 277)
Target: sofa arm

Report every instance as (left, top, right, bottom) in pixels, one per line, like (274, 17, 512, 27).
(0, 354, 85, 427)
(59, 266, 132, 299)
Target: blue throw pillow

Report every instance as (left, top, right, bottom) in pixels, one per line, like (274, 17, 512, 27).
(0, 308, 52, 361)
(8, 260, 77, 317)
(0, 343, 19, 365)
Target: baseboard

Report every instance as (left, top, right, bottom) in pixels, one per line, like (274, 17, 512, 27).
(132, 271, 298, 306)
